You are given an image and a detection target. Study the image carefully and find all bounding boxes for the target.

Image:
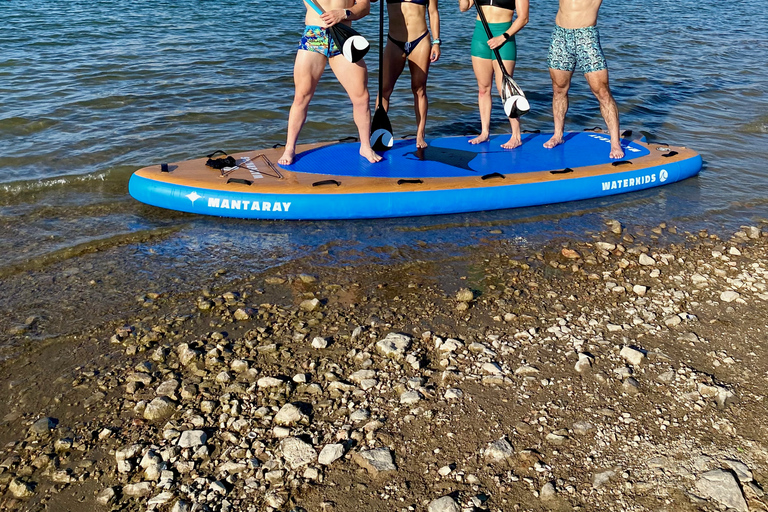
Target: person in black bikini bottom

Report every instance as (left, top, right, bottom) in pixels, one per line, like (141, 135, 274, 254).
(381, 0, 441, 148)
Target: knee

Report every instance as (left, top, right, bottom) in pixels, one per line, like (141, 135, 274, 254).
(552, 84, 569, 97)
(477, 84, 492, 97)
(352, 90, 370, 107)
(592, 85, 614, 103)
(411, 83, 426, 98)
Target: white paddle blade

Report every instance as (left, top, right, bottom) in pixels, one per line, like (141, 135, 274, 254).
(504, 95, 530, 118)
(370, 128, 394, 149)
(343, 35, 370, 63)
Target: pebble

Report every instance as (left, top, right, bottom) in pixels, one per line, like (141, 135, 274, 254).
(485, 438, 514, 463)
(178, 430, 207, 449)
(143, 397, 176, 421)
(353, 448, 397, 475)
(318, 444, 345, 466)
(274, 403, 307, 426)
(720, 290, 740, 302)
(375, 333, 411, 359)
(280, 437, 317, 469)
(427, 496, 461, 512)
(620, 346, 646, 366)
(312, 336, 329, 348)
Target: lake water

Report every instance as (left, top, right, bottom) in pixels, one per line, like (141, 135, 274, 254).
(1, 0, 767, 283)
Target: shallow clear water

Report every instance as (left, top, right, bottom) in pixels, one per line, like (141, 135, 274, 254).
(1, 0, 767, 278)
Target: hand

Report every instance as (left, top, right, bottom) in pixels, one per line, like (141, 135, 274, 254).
(431, 44, 441, 62)
(487, 34, 507, 50)
(320, 9, 345, 27)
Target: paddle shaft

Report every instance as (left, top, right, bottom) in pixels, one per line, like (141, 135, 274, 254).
(474, 4, 513, 80)
(378, 0, 384, 102)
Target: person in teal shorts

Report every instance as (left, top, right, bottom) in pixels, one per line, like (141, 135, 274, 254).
(459, 0, 529, 148)
(542, 0, 624, 159)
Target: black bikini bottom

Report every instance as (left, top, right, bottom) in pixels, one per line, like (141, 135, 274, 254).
(387, 31, 430, 56)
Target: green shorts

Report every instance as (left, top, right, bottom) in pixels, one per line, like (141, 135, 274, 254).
(471, 20, 516, 61)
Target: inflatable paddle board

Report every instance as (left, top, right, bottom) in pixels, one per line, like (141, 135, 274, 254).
(129, 131, 702, 220)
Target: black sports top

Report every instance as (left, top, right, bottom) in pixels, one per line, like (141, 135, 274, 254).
(387, 0, 428, 5)
(476, 0, 515, 11)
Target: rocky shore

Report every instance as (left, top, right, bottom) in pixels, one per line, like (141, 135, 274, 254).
(1, 221, 768, 512)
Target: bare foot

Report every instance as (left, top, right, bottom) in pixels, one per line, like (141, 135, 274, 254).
(501, 135, 521, 149)
(277, 148, 295, 165)
(543, 135, 564, 149)
(360, 147, 383, 163)
(469, 133, 489, 145)
(610, 144, 625, 159)
(416, 135, 428, 149)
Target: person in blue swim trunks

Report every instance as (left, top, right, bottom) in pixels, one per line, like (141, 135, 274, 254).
(543, 0, 624, 159)
(279, 0, 382, 165)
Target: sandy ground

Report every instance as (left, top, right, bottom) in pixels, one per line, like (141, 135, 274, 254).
(1, 220, 767, 512)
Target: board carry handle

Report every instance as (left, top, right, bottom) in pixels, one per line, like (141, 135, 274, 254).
(338, 136, 359, 143)
(481, 172, 506, 180)
(550, 168, 574, 174)
(227, 178, 252, 186)
(397, 179, 423, 185)
(313, 179, 341, 187)
(661, 151, 679, 158)
(611, 160, 633, 167)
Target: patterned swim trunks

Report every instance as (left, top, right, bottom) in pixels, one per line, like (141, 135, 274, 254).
(298, 25, 341, 58)
(547, 25, 607, 74)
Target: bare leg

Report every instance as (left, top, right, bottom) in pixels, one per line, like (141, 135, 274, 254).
(493, 59, 522, 149)
(543, 68, 573, 150)
(329, 55, 382, 163)
(279, 51, 328, 165)
(470, 57, 494, 145)
(380, 40, 407, 112)
(585, 69, 624, 159)
(407, 39, 432, 148)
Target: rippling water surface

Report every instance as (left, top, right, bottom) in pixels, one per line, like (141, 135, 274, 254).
(1, 0, 767, 279)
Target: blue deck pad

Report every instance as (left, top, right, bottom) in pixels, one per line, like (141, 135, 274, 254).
(282, 132, 650, 178)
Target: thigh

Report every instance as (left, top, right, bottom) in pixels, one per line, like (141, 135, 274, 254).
(293, 50, 327, 95)
(472, 56, 494, 88)
(406, 38, 432, 86)
(383, 41, 408, 88)
(329, 56, 369, 99)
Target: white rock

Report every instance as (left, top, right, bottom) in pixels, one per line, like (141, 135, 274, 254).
(632, 284, 647, 296)
(720, 290, 740, 303)
(444, 388, 464, 399)
(376, 333, 411, 359)
(695, 469, 748, 512)
(280, 437, 317, 469)
(428, 496, 461, 512)
(318, 444, 345, 465)
(274, 403, 306, 426)
(257, 377, 284, 389)
(400, 391, 421, 405)
(639, 253, 656, 266)
(620, 346, 646, 366)
(485, 438, 514, 463)
(575, 353, 593, 373)
(144, 397, 176, 421)
(178, 430, 207, 449)
(481, 362, 503, 375)
(353, 448, 396, 474)
(311, 337, 328, 349)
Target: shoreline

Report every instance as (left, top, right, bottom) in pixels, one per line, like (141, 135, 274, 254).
(1, 221, 767, 511)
